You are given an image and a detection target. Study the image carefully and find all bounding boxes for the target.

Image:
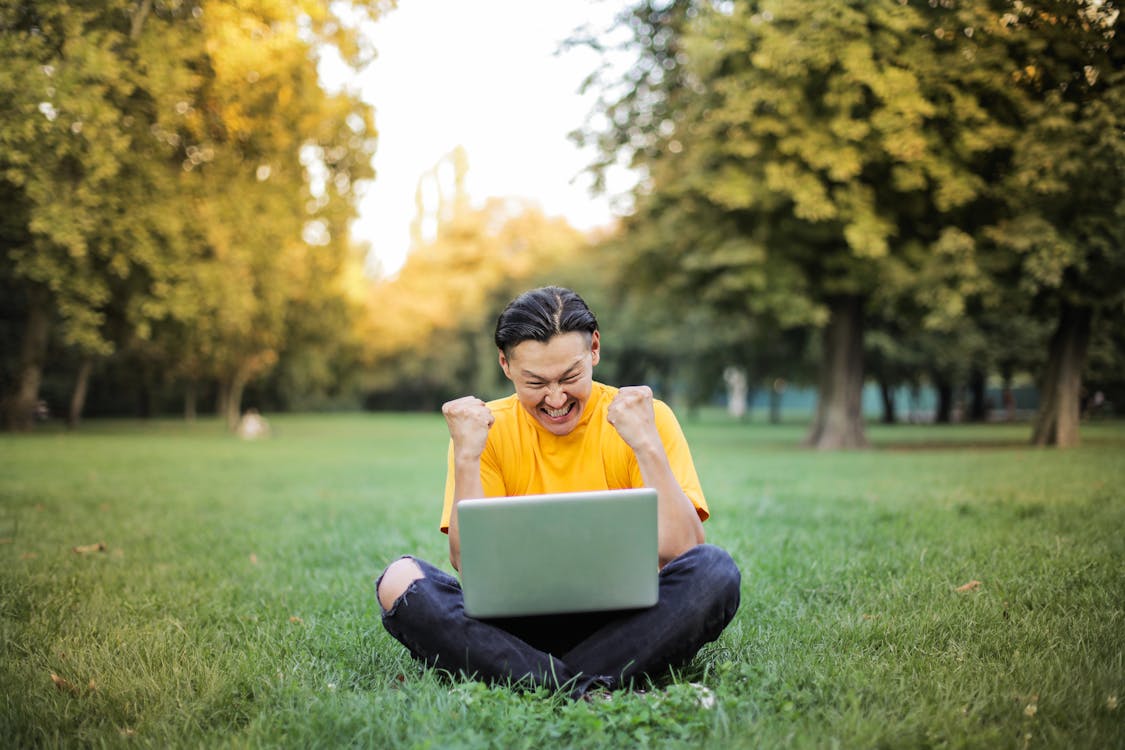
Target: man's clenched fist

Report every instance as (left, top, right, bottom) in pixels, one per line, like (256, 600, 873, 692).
(606, 385, 659, 451)
(442, 396, 495, 461)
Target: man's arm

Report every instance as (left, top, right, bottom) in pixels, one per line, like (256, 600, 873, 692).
(607, 386, 705, 567)
(441, 396, 494, 572)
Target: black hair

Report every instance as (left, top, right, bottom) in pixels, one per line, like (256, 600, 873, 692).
(494, 286, 598, 356)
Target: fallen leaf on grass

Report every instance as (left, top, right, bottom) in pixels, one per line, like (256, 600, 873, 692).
(289, 616, 304, 624)
(249, 553, 259, 565)
(119, 728, 136, 737)
(955, 580, 982, 593)
(21, 552, 38, 560)
(50, 673, 79, 694)
(1108, 695, 1118, 711)
(0, 538, 12, 545)
(72, 542, 107, 554)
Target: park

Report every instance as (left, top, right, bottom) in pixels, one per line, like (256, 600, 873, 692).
(2, 0, 1124, 747)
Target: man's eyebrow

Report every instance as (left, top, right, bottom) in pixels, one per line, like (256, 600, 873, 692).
(521, 360, 583, 381)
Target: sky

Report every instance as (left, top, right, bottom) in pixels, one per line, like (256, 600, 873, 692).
(327, 0, 633, 276)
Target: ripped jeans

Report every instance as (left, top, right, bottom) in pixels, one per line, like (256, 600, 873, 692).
(376, 544, 741, 699)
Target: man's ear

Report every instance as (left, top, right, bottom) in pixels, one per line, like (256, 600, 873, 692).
(590, 330, 601, 367)
(498, 348, 512, 380)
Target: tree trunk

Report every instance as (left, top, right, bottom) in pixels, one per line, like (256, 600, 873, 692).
(216, 381, 230, 426)
(805, 295, 868, 449)
(1031, 302, 1092, 448)
(67, 358, 93, 428)
(184, 380, 198, 422)
(967, 368, 988, 423)
(2, 286, 51, 431)
(934, 376, 953, 424)
(226, 371, 249, 431)
(136, 381, 154, 419)
(879, 378, 897, 425)
(1000, 365, 1016, 422)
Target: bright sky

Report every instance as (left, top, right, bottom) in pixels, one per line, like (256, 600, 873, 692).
(329, 0, 633, 276)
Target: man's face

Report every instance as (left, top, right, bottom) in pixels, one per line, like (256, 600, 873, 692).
(499, 330, 600, 436)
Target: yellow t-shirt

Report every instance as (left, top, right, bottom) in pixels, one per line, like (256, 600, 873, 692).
(440, 381, 709, 532)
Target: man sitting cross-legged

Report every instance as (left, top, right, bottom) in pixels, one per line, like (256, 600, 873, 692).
(376, 286, 741, 699)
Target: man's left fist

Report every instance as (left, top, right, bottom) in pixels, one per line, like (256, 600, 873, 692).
(607, 385, 658, 450)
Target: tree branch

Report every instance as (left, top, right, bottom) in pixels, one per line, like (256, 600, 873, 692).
(130, 0, 153, 41)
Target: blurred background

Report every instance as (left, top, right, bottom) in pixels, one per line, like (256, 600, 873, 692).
(1, 0, 1121, 448)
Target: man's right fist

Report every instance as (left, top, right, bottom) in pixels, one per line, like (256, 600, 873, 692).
(441, 396, 495, 460)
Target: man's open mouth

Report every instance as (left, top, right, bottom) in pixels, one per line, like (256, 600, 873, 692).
(542, 403, 575, 419)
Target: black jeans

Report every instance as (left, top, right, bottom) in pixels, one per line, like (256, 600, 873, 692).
(377, 544, 741, 699)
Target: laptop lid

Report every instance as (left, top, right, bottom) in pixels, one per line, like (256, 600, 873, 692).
(457, 488, 659, 618)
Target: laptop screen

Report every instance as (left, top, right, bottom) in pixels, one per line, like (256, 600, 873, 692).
(457, 488, 659, 618)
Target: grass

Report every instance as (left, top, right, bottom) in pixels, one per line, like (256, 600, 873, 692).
(1, 413, 1123, 748)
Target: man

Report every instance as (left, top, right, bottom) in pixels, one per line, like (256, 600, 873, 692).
(376, 286, 741, 699)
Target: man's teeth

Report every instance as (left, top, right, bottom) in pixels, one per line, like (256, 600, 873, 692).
(545, 404, 570, 418)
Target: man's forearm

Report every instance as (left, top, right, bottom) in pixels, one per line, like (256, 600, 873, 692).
(447, 456, 485, 571)
(632, 442, 705, 566)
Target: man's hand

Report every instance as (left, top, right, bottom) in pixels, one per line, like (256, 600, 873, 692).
(442, 396, 495, 461)
(606, 385, 660, 451)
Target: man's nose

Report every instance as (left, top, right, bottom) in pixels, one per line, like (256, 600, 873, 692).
(544, 385, 567, 407)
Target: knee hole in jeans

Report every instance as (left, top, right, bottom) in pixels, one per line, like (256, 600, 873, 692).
(377, 557, 425, 612)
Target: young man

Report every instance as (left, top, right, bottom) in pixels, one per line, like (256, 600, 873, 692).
(376, 286, 741, 699)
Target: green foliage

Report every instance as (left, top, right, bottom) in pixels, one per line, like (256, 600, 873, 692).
(1, 0, 162, 356)
(983, 0, 1125, 306)
(1, 415, 1123, 747)
(0, 0, 385, 426)
(575, 0, 1124, 446)
(583, 0, 1021, 323)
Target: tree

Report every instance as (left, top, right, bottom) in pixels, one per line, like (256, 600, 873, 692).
(0, 1, 178, 429)
(0, 0, 385, 429)
(978, 0, 1124, 446)
(576, 0, 1017, 448)
(146, 0, 379, 429)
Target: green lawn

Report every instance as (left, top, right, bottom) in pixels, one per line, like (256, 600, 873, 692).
(1, 414, 1123, 748)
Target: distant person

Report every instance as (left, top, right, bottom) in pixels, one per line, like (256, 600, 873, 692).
(723, 366, 748, 419)
(375, 286, 741, 699)
(1085, 390, 1106, 419)
(237, 408, 270, 440)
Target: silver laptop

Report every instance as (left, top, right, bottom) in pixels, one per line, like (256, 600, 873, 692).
(457, 488, 659, 618)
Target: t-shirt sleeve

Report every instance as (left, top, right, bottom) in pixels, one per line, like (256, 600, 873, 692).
(439, 438, 506, 533)
(654, 400, 710, 522)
